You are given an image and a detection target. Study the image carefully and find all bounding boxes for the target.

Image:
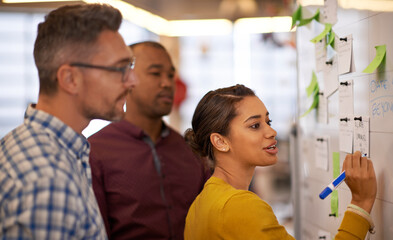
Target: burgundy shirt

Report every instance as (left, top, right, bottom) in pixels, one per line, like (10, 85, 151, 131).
(88, 120, 210, 240)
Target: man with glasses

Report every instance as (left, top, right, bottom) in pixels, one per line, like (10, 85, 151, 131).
(0, 4, 136, 239)
(88, 41, 210, 240)
(69, 57, 135, 84)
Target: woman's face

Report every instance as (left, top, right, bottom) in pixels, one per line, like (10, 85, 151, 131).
(225, 96, 278, 167)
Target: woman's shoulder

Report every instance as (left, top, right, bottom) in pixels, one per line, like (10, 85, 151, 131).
(224, 189, 273, 215)
(205, 177, 273, 214)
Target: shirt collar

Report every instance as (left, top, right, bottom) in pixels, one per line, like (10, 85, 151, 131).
(115, 119, 170, 140)
(161, 122, 170, 138)
(25, 104, 90, 159)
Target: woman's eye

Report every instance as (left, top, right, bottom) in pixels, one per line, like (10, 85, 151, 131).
(251, 123, 260, 129)
(267, 120, 272, 126)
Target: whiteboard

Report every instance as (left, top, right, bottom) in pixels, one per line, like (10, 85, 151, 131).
(296, 6, 393, 240)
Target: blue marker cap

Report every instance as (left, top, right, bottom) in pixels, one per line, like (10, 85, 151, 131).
(319, 187, 333, 199)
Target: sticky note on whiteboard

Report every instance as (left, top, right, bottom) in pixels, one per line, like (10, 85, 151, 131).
(321, 0, 338, 25)
(323, 55, 339, 97)
(339, 79, 354, 116)
(353, 116, 370, 157)
(337, 34, 353, 75)
(315, 136, 329, 171)
(339, 116, 353, 153)
(318, 92, 328, 124)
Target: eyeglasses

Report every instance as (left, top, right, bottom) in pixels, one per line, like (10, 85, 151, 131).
(70, 57, 135, 82)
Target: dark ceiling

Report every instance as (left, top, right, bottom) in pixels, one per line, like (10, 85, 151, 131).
(0, 0, 294, 20)
(125, 0, 293, 20)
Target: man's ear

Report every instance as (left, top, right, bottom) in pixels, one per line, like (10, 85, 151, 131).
(210, 133, 229, 152)
(56, 64, 80, 95)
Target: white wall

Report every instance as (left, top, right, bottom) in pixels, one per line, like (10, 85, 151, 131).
(296, 6, 393, 239)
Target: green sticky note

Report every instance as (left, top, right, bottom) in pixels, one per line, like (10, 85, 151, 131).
(363, 45, 387, 73)
(310, 23, 332, 43)
(306, 71, 318, 97)
(301, 91, 319, 117)
(331, 152, 340, 217)
(313, 8, 320, 22)
(292, 6, 320, 29)
(291, 8, 320, 29)
(291, 5, 302, 29)
(302, 71, 320, 117)
(333, 152, 340, 178)
(298, 17, 313, 27)
(327, 29, 335, 47)
(331, 190, 338, 217)
(299, 8, 320, 26)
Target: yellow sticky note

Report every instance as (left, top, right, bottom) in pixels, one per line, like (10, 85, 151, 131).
(363, 45, 386, 73)
(310, 23, 332, 43)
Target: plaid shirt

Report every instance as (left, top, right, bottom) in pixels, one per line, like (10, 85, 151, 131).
(0, 104, 107, 240)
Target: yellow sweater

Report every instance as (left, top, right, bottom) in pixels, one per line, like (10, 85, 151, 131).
(185, 177, 370, 240)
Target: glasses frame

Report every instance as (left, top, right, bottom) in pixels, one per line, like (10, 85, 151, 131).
(70, 57, 135, 82)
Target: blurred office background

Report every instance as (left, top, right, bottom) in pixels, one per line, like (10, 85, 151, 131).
(0, 0, 296, 234)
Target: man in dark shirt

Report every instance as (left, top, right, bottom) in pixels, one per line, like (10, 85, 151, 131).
(88, 41, 210, 240)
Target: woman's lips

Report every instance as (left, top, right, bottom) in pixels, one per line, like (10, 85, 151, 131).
(264, 142, 278, 154)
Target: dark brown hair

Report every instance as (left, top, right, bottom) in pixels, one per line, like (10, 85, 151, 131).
(33, 4, 122, 95)
(185, 84, 255, 165)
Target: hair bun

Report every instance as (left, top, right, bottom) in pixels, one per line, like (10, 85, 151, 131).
(184, 128, 205, 157)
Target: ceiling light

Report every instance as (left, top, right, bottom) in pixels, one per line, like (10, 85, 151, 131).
(297, 0, 324, 6)
(339, 0, 393, 12)
(297, 0, 393, 12)
(234, 17, 293, 34)
(167, 19, 233, 36)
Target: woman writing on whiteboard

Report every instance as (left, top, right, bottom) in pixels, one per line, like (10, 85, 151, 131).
(184, 84, 376, 239)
